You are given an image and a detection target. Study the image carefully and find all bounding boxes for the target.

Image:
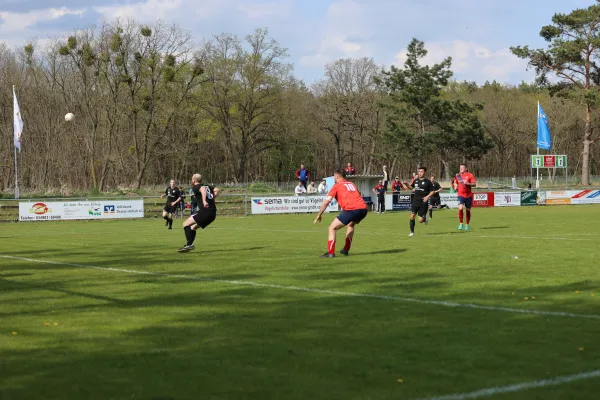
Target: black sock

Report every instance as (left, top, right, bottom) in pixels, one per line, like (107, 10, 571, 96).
(190, 229, 197, 245)
(410, 219, 415, 233)
(429, 209, 433, 218)
(184, 226, 192, 245)
(164, 215, 169, 220)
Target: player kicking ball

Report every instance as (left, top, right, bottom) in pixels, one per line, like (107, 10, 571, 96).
(178, 173, 220, 253)
(314, 169, 368, 258)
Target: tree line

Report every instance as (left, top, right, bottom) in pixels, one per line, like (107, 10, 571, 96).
(1, 3, 599, 192)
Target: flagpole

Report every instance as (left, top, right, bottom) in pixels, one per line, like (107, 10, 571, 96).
(13, 145, 19, 199)
(536, 101, 540, 190)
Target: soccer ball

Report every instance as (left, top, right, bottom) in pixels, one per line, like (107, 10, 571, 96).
(65, 113, 75, 122)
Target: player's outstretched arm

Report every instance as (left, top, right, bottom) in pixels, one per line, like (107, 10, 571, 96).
(314, 198, 331, 224)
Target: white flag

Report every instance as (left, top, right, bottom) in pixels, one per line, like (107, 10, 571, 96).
(13, 86, 24, 152)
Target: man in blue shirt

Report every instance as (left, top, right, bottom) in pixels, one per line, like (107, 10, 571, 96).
(295, 164, 310, 190)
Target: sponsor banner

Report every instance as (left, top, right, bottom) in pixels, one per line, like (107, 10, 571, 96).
(19, 200, 144, 221)
(546, 198, 571, 205)
(473, 192, 495, 207)
(251, 196, 338, 214)
(440, 193, 459, 209)
(520, 191, 538, 206)
(386, 193, 412, 211)
(537, 191, 546, 205)
(570, 190, 600, 205)
(494, 191, 521, 207)
(546, 190, 570, 199)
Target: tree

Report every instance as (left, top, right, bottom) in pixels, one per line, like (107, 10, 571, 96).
(379, 38, 492, 177)
(198, 29, 291, 182)
(511, 2, 600, 185)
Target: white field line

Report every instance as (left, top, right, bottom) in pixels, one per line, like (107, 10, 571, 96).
(2, 254, 600, 321)
(210, 227, 593, 241)
(413, 369, 600, 400)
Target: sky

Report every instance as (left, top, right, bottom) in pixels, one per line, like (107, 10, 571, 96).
(0, 0, 594, 85)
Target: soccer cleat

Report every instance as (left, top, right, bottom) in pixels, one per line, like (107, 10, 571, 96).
(458, 223, 463, 230)
(177, 244, 195, 253)
(465, 225, 470, 231)
(408, 232, 414, 237)
(340, 249, 349, 256)
(320, 252, 335, 258)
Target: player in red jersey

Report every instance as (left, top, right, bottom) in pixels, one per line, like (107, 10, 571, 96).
(451, 163, 477, 231)
(314, 169, 368, 258)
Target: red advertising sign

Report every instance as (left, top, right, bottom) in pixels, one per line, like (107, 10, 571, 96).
(473, 192, 495, 207)
(544, 155, 555, 168)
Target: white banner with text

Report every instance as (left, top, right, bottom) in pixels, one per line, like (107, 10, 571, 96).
(251, 196, 339, 214)
(19, 200, 144, 221)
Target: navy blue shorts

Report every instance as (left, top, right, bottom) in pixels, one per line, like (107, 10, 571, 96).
(457, 196, 473, 208)
(337, 208, 368, 225)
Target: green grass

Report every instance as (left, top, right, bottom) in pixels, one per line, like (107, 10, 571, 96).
(1, 206, 599, 400)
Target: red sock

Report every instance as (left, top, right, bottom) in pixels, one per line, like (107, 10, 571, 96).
(328, 240, 335, 254)
(458, 209, 464, 223)
(466, 210, 471, 224)
(344, 237, 352, 251)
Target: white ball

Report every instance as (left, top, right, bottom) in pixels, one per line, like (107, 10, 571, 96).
(65, 113, 75, 122)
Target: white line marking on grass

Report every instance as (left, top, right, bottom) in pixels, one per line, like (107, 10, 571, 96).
(211, 227, 593, 241)
(413, 369, 600, 400)
(2, 254, 600, 321)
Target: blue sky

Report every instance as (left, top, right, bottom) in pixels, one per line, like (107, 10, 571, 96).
(0, 0, 594, 84)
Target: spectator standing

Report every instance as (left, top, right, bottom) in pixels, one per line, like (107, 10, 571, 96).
(344, 162, 357, 176)
(307, 181, 317, 195)
(295, 164, 310, 189)
(392, 176, 403, 192)
(373, 179, 386, 214)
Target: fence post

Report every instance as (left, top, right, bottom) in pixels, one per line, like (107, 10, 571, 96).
(244, 196, 248, 216)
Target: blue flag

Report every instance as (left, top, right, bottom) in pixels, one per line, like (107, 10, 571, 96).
(537, 104, 551, 150)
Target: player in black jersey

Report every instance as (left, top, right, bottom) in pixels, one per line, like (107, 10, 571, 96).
(409, 166, 434, 237)
(161, 179, 183, 229)
(178, 173, 220, 253)
(428, 175, 444, 218)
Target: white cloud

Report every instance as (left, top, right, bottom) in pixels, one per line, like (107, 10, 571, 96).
(393, 40, 529, 83)
(298, 0, 367, 68)
(0, 7, 84, 34)
(237, 0, 293, 19)
(93, 0, 233, 21)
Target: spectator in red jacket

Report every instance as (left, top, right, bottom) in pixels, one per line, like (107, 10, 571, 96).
(392, 176, 404, 192)
(344, 162, 357, 176)
(295, 164, 310, 189)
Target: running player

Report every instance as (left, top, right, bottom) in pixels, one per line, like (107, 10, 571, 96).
(409, 167, 434, 236)
(451, 163, 477, 231)
(161, 179, 182, 230)
(428, 175, 444, 219)
(178, 174, 220, 253)
(314, 169, 368, 258)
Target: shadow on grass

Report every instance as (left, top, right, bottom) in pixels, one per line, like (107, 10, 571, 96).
(353, 248, 407, 256)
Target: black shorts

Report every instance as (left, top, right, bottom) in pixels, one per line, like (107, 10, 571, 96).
(337, 208, 368, 225)
(429, 196, 441, 207)
(192, 208, 217, 229)
(411, 201, 428, 218)
(164, 203, 176, 213)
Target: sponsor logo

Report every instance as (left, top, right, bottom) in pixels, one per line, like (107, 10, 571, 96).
(88, 206, 102, 216)
(253, 199, 263, 205)
(103, 205, 116, 214)
(474, 193, 487, 201)
(30, 202, 50, 215)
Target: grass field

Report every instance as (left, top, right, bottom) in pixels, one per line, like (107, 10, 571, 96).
(1, 206, 599, 400)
